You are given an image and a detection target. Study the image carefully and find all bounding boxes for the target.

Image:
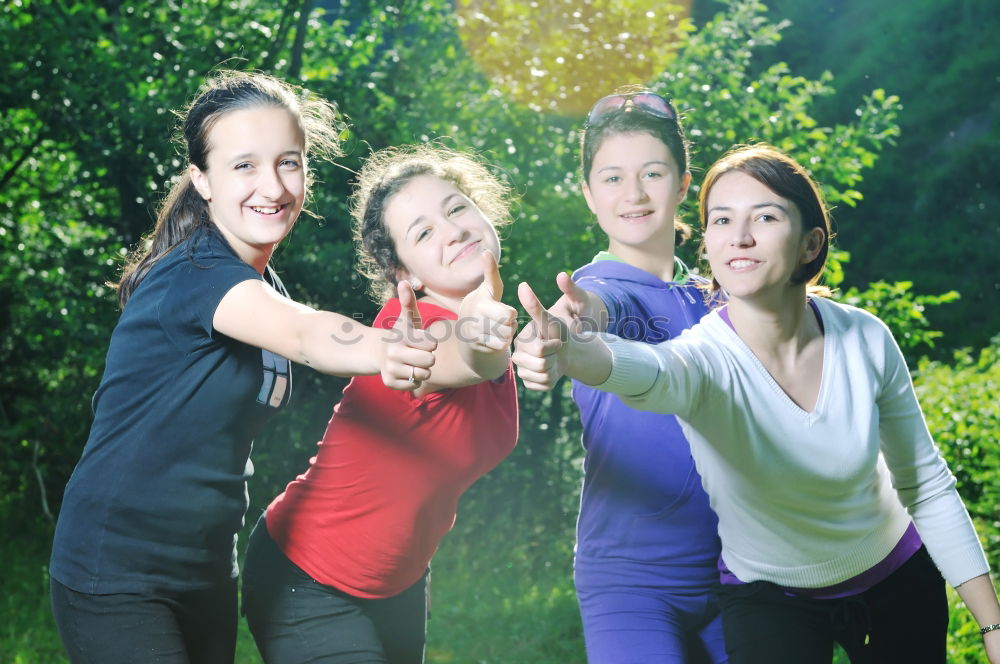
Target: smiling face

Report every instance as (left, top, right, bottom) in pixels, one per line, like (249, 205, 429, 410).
(703, 170, 823, 303)
(582, 131, 690, 272)
(384, 174, 500, 308)
(189, 106, 306, 269)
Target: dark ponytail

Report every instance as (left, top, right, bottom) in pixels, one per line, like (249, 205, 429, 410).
(116, 174, 209, 306)
(115, 70, 343, 306)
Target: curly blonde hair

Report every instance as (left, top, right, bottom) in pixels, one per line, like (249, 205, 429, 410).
(350, 143, 514, 302)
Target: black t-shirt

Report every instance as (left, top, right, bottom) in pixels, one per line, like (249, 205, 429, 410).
(50, 226, 291, 593)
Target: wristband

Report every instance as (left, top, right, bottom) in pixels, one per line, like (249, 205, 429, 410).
(982, 623, 1000, 635)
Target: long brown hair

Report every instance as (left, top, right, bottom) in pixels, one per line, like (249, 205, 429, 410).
(115, 70, 343, 306)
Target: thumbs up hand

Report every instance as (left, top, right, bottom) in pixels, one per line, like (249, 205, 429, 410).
(546, 271, 609, 334)
(511, 281, 570, 391)
(381, 280, 437, 391)
(457, 251, 518, 354)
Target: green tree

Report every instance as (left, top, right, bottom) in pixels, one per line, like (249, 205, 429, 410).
(4, 2, 994, 659)
(0, 0, 328, 524)
(760, 0, 1000, 354)
(0, 0, 908, 541)
(913, 337, 1000, 663)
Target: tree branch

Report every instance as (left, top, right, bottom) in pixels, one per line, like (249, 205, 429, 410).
(288, 0, 315, 80)
(32, 441, 54, 524)
(261, 0, 306, 72)
(0, 131, 45, 193)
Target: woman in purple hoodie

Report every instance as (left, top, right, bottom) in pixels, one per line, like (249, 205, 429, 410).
(534, 86, 726, 663)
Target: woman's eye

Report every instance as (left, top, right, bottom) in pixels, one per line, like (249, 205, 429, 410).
(416, 228, 431, 242)
(605, 175, 621, 184)
(447, 204, 467, 216)
(644, 171, 663, 179)
(280, 159, 300, 169)
(235, 162, 252, 171)
(711, 217, 729, 225)
(757, 213, 777, 223)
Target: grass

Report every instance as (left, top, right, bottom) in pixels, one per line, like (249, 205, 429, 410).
(0, 530, 65, 664)
(0, 522, 265, 664)
(0, 496, 587, 664)
(3, 513, 993, 663)
(424, 520, 585, 663)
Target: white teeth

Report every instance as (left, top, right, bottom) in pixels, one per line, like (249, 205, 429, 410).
(251, 205, 281, 215)
(729, 259, 756, 269)
(622, 212, 648, 219)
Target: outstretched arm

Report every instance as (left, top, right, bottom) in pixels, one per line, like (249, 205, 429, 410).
(511, 279, 612, 391)
(954, 574, 1000, 663)
(212, 278, 437, 391)
(414, 251, 518, 395)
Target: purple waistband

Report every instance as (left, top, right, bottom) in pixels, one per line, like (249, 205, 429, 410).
(719, 523, 923, 599)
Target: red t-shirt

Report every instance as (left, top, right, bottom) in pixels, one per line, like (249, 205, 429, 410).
(265, 298, 519, 598)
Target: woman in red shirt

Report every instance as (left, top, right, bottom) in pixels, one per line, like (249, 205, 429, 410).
(242, 144, 520, 664)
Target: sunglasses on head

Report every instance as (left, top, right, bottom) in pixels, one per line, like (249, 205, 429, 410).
(585, 92, 677, 127)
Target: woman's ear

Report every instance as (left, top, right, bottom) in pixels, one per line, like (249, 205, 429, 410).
(189, 164, 212, 201)
(581, 182, 598, 215)
(801, 227, 825, 263)
(679, 171, 692, 201)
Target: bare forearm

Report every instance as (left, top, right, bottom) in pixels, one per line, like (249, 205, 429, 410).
(956, 573, 1000, 630)
(421, 333, 508, 392)
(214, 281, 391, 377)
(563, 331, 613, 386)
(297, 311, 386, 376)
(460, 344, 511, 381)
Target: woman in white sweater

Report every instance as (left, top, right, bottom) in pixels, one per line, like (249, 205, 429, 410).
(512, 143, 1000, 663)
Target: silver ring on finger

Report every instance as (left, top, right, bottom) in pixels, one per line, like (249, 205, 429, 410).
(408, 366, 416, 384)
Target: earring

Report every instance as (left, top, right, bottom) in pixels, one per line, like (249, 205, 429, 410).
(409, 279, 423, 291)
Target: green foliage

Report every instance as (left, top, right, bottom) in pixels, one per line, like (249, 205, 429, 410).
(839, 278, 961, 354)
(914, 338, 1000, 561)
(0, 107, 122, 522)
(0, 522, 64, 663)
(0, 0, 995, 661)
(762, 0, 1000, 354)
(914, 338, 1000, 663)
(426, 488, 584, 661)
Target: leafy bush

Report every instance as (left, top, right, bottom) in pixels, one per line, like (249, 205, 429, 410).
(839, 278, 960, 355)
(2, 0, 994, 661)
(914, 337, 1000, 561)
(914, 337, 1000, 663)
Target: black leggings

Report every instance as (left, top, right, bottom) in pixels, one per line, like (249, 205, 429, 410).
(717, 546, 948, 664)
(242, 516, 427, 664)
(50, 576, 237, 664)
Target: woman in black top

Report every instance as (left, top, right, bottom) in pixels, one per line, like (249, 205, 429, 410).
(49, 71, 436, 664)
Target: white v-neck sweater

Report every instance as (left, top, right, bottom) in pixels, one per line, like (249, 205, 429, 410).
(598, 296, 988, 589)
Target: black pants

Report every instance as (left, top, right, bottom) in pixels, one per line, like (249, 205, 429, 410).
(717, 546, 948, 664)
(242, 515, 427, 664)
(50, 576, 237, 664)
